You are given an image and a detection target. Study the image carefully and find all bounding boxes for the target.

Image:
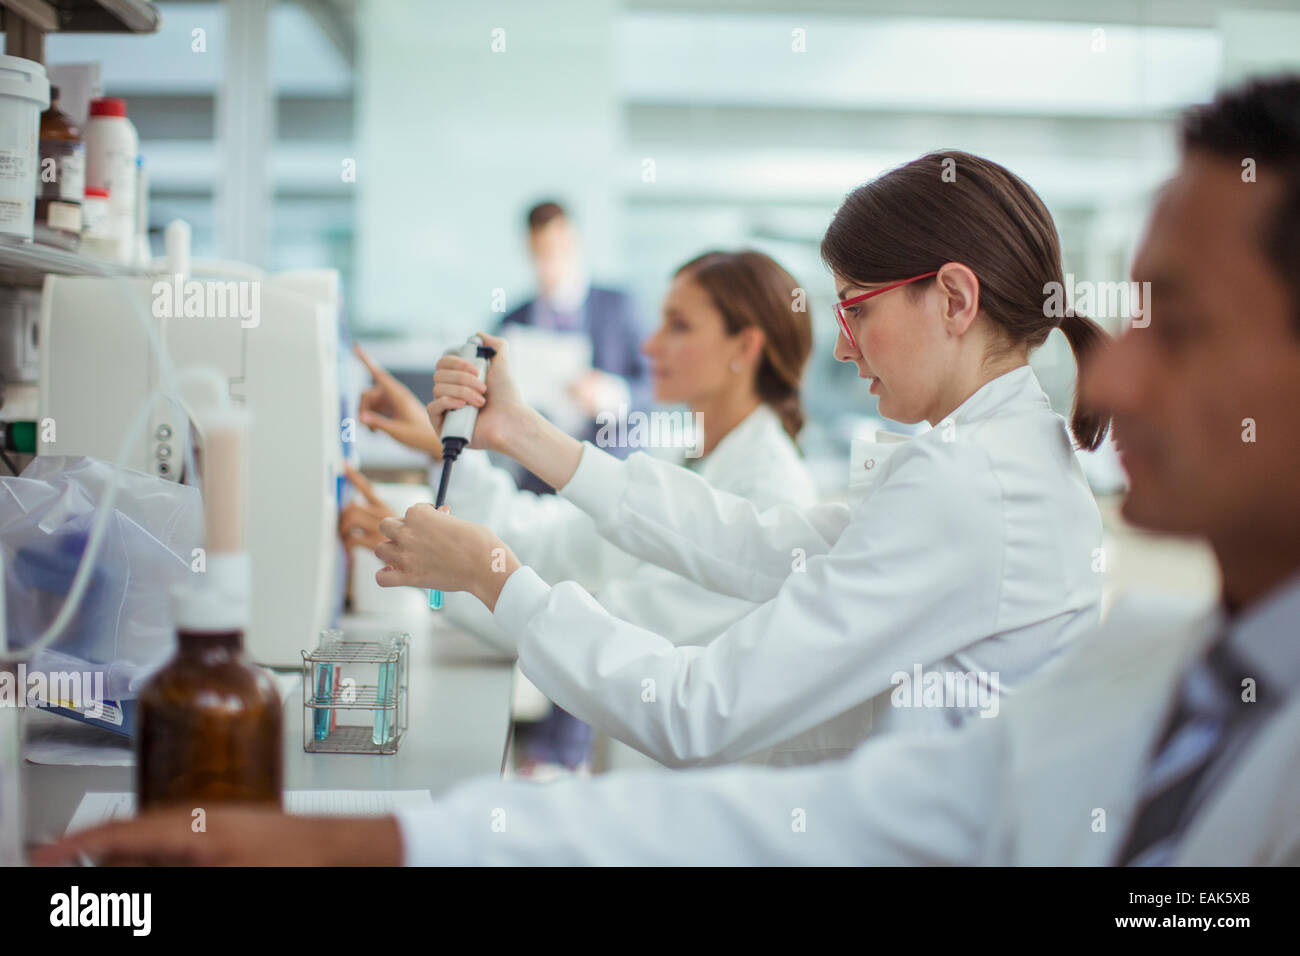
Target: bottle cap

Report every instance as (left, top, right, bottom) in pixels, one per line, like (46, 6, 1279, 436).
(90, 97, 127, 118)
(172, 553, 251, 631)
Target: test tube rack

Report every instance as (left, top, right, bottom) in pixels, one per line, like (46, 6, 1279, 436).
(301, 632, 409, 755)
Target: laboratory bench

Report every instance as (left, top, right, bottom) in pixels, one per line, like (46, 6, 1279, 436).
(20, 612, 516, 845)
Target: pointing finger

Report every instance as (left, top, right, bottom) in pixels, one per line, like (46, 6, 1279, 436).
(344, 463, 387, 508)
(353, 344, 400, 387)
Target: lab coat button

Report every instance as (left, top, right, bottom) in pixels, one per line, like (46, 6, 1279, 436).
(863, 458, 875, 470)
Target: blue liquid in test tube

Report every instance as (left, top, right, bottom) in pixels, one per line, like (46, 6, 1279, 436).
(372, 659, 395, 746)
(313, 663, 333, 740)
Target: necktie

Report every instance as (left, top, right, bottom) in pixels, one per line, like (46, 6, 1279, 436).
(1118, 637, 1258, 866)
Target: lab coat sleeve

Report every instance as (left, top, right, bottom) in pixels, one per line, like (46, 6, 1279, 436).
(439, 518, 771, 655)
(588, 454, 820, 647)
(560, 443, 851, 602)
(394, 713, 1006, 865)
(433, 443, 813, 653)
(504, 440, 1006, 767)
(595, 565, 765, 647)
(436, 450, 638, 594)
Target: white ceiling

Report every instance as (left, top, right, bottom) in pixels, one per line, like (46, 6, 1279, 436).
(617, 13, 1222, 116)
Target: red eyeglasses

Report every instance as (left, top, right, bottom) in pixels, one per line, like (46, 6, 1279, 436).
(833, 271, 939, 349)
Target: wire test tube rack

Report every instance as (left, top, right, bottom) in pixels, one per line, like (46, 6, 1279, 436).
(302, 631, 409, 754)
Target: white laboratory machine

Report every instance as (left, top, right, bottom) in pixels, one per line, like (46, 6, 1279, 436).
(36, 225, 343, 668)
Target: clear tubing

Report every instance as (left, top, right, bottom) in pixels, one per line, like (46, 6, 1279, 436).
(0, 256, 216, 662)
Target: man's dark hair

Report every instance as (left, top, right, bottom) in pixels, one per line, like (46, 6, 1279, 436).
(1181, 75, 1300, 326)
(526, 201, 567, 232)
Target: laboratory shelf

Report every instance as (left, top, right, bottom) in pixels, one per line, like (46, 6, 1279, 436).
(0, 0, 161, 36)
(0, 239, 147, 289)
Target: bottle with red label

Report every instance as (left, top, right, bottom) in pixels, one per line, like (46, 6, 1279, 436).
(83, 97, 137, 262)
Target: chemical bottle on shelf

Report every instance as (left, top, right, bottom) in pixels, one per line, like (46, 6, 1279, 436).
(35, 86, 85, 250)
(84, 97, 137, 263)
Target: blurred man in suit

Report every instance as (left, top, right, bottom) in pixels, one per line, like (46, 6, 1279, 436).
(500, 201, 649, 493)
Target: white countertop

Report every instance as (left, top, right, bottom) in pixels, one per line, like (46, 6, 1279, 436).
(21, 612, 516, 845)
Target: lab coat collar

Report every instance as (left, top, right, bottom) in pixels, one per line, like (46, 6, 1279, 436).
(846, 365, 1048, 496)
(945, 364, 1048, 426)
(697, 403, 786, 482)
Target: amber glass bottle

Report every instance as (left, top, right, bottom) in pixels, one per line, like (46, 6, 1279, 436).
(137, 627, 283, 810)
(36, 86, 85, 250)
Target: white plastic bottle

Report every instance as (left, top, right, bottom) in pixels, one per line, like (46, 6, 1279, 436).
(0, 54, 49, 242)
(84, 97, 137, 262)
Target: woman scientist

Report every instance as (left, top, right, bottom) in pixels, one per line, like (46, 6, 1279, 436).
(343, 251, 820, 763)
(377, 151, 1112, 768)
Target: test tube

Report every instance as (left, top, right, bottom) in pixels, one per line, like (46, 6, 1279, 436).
(313, 663, 333, 740)
(372, 657, 395, 746)
(314, 629, 342, 741)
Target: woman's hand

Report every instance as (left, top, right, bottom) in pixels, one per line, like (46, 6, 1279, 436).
(355, 344, 442, 458)
(375, 503, 521, 611)
(428, 331, 530, 453)
(30, 807, 403, 866)
(431, 331, 585, 490)
(338, 463, 395, 551)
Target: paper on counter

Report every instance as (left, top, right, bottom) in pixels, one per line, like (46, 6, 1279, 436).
(24, 710, 134, 767)
(66, 789, 435, 834)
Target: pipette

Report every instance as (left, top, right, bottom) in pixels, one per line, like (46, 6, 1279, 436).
(429, 334, 496, 610)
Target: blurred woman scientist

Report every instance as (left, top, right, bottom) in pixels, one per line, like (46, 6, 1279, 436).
(343, 250, 820, 762)
(372, 150, 1114, 769)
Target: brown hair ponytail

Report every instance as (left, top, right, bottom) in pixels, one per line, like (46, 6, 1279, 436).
(1058, 310, 1110, 450)
(675, 250, 813, 442)
(820, 150, 1113, 451)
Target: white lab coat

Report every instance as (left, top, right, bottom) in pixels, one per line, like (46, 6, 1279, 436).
(490, 366, 1103, 767)
(435, 403, 818, 651)
(396, 583, 1300, 865)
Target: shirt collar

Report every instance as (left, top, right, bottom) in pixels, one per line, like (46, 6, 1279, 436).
(1222, 569, 1300, 696)
(543, 272, 590, 314)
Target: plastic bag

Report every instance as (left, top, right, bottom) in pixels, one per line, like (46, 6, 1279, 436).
(0, 456, 201, 699)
